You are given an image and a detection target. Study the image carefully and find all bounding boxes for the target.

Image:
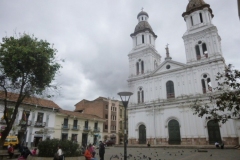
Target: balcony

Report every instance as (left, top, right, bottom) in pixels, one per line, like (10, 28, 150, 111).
(167, 93, 175, 99)
(62, 124, 70, 130)
(93, 127, 100, 132)
(0, 119, 6, 124)
(18, 120, 32, 126)
(72, 125, 80, 131)
(34, 121, 46, 128)
(83, 126, 91, 132)
(111, 130, 116, 133)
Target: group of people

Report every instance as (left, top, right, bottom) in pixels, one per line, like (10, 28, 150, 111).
(84, 141, 105, 160)
(7, 143, 37, 159)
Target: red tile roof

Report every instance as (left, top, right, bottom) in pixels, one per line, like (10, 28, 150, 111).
(0, 91, 60, 109)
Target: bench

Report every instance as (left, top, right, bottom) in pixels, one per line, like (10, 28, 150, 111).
(0, 152, 21, 160)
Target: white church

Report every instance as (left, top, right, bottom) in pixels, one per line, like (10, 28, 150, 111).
(127, 0, 239, 145)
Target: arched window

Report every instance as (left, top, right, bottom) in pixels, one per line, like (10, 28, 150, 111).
(142, 17, 143, 21)
(201, 74, 212, 93)
(142, 35, 144, 43)
(136, 37, 137, 46)
(154, 60, 158, 69)
(166, 81, 175, 99)
(149, 35, 151, 44)
(137, 87, 144, 103)
(195, 45, 201, 60)
(199, 13, 203, 23)
(202, 43, 207, 53)
(141, 61, 144, 74)
(191, 16, 194, 26)
(136, 62, 139, 75)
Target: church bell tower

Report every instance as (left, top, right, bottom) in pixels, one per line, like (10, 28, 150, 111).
(182, 0, 224, 64)
(128, 10, 161, 78)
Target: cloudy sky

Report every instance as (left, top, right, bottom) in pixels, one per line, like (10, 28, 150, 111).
(0, 0, 239, 110)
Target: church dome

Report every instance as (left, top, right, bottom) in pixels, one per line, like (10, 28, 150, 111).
(131, 13, 157, 37)
(182, 0, 213, 17)
(137, 11, 149, 18)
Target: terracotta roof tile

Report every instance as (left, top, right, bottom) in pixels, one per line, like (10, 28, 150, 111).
(58, 109, 105, 121)
(0, 91, 60, 109)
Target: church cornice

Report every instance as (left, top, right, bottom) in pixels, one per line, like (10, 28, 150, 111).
(128, 91, 223, 110)
(128, 44, 160, 58)
(183, 25, 218, 40)
(127, 57, 225, 82)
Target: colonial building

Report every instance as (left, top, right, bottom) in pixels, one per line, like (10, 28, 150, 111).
(74, 97, 124, 144)
(53, 109, 104, 147)
(0, 92, 60, 147)
(127, 0, 239, 145)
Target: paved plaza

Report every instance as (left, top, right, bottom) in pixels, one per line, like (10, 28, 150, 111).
(98, 147, 240, 160)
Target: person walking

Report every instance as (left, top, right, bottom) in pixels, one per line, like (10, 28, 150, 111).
(99, 141, 105, 160)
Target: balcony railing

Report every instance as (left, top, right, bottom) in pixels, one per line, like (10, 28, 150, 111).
(0, 119, 6, 124)
(167, 93, 175, 99)
(93, 127, 100, 132)
(34, 121, 46, 127)
(83, 126, 91, 132)
(111, 130, 116, 133)
(72, 125, 80, 131)
(202, 88, 206, 94)
(62, 124, 70, 130)
(18, 120, 32, 126)
(197, 55, 201, 60)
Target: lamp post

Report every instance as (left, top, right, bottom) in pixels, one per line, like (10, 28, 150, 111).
(118, 92, 133, 160)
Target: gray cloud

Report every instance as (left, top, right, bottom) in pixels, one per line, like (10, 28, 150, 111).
(0, 0, 239, 110)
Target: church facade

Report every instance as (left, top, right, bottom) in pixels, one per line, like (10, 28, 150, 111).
(127, 0, 239, 145)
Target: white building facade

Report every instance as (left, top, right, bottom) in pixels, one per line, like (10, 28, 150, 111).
(0, 94, 59, 147)
(127, 0, 239, 145)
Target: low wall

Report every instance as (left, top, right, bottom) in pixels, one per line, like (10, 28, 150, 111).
(27, 156, 85, 160)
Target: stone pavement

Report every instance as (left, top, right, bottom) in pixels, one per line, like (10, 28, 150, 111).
(95, 146, 240, 160)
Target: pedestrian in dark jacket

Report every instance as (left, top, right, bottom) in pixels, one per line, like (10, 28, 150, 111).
(99, 141, 105, 160)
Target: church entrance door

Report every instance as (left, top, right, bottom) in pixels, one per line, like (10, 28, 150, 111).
(168, 119, 181, 144)
(207, 120, 221, 144)
(139, 124, 146, 144)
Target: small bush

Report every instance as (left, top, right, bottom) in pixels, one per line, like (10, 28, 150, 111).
(37, 139, 81, 157)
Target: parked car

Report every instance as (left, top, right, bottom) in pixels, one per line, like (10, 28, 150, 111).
(104, 140, 115, 146)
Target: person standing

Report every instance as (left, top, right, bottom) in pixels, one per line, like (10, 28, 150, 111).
(84, 146, 93, 160)
(57, 146, 63, 160)
(8, 144, 14, 158)
(99, 141, 105, 160)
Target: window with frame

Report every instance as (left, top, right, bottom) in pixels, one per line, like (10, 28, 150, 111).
(195, 41, 208, 60)
(84, 121, 88, 129)
(37, 112, 43, 122)
(136, 59, 144, 75)
(199, 13, 203, 23)
(137, 87, 144, 103)
(201, 74, 212, 93)
(166, 81, 175, 99)
(73, 119, 78, 128)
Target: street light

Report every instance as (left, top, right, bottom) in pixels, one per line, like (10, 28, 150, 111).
(118, 92, 133, 160)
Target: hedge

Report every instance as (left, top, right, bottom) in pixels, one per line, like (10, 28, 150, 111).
(37, 139, 82, 157)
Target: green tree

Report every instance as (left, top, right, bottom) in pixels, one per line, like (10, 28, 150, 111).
(0, 33, 62, 147)
(192, 64, 240, 123)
